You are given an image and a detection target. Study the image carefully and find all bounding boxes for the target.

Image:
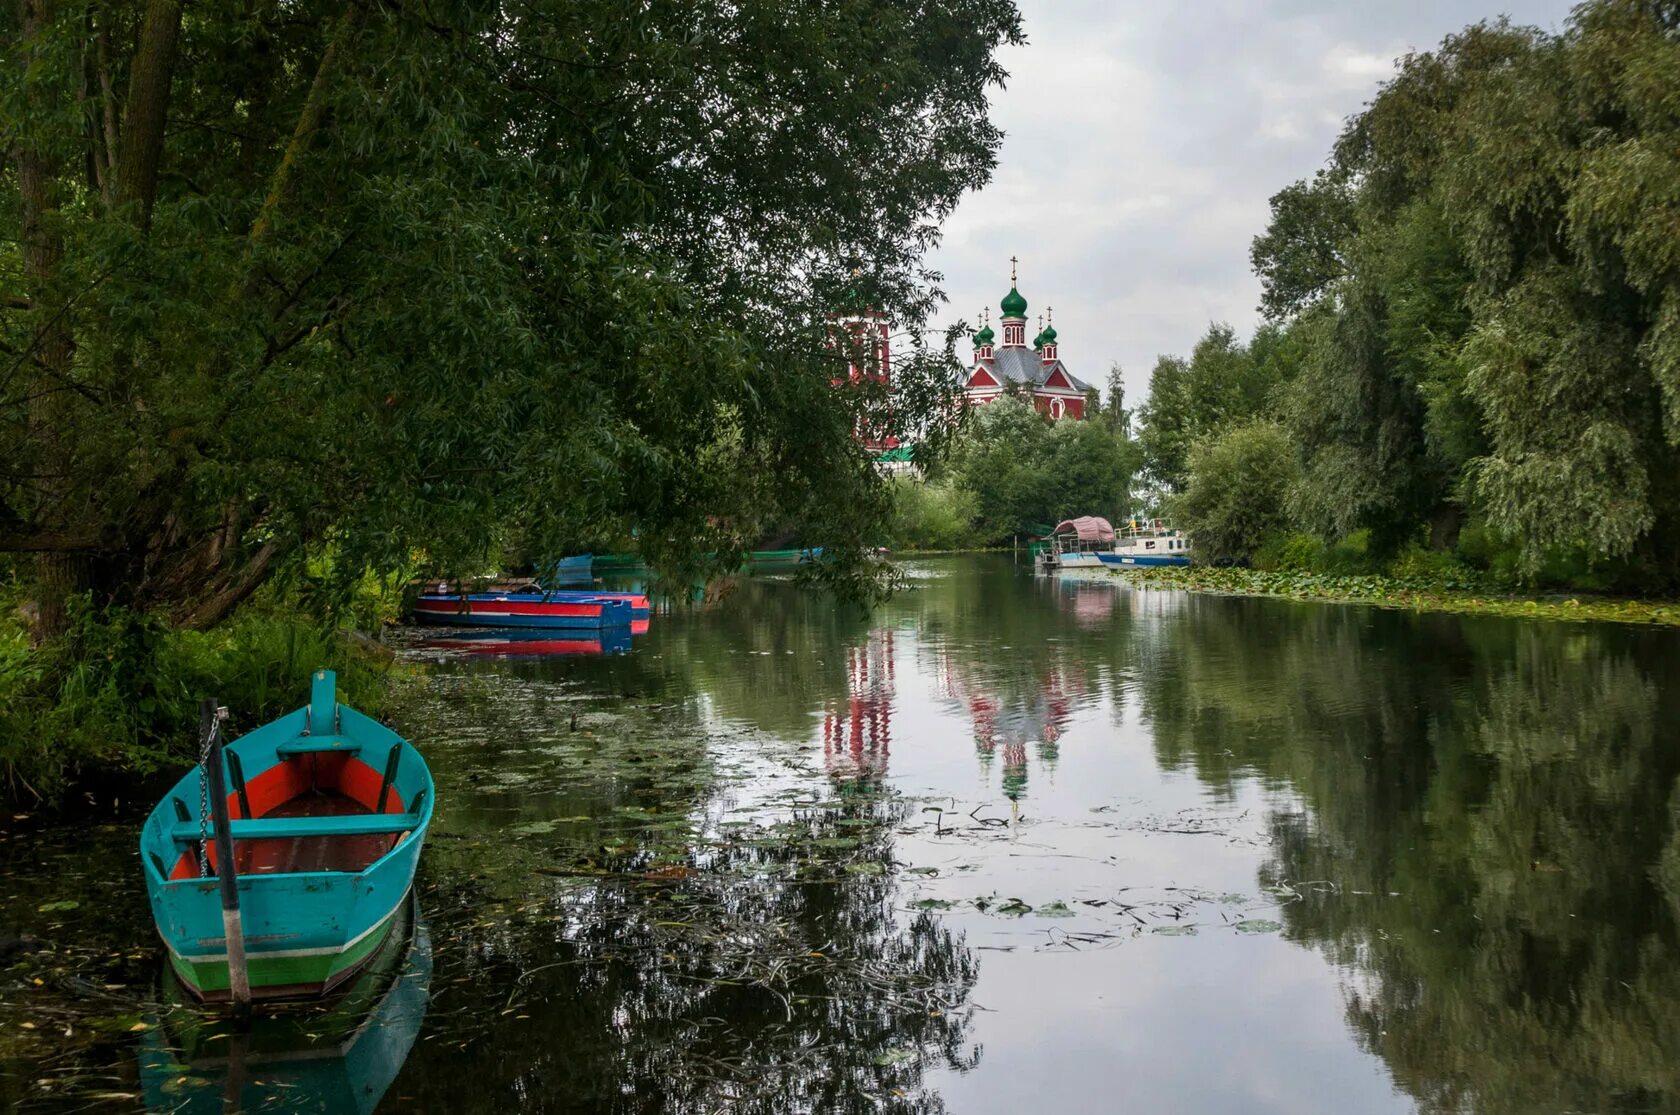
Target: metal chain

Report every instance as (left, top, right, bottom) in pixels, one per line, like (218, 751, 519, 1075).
(196, 713, 215, 877)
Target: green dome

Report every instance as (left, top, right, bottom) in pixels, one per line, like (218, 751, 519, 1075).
(1000, 285, 1028, 318)
(1031, 330, 1045, 349)
(1040, 323, 1057, 345)
(974, 323, 995, 346)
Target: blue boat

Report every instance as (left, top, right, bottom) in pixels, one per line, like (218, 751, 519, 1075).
(415, 626, 635, 658)
(1096, 552, 1191, 568)
(412, 592, 634, 629)
(553, 553, 594, 584)
(529, 589, 651, 619)
(139, 670, 433, 1001)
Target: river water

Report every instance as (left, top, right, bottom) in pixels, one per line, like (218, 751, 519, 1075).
(4, 554, 1680, 1113)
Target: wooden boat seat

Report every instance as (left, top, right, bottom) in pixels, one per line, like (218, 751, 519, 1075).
(171, 813, 417, 843)
(274, 734, 363, 756)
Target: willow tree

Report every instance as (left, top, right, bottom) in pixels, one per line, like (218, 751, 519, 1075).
(1253, 2, 1680, 582)
(2, 0, 1022, 637)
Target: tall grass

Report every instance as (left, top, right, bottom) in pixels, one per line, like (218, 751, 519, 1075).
(0, 593, 396, 807)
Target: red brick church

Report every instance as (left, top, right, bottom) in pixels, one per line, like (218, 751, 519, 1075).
(962, 263, 1089, 420)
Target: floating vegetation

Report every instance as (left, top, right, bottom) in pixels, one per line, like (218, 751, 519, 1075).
(1110, 566, 1680, 627)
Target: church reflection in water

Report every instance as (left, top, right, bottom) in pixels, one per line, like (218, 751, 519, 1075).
(818, 614, 1093, 800)
(939, 652, 1083, 799)
(822, 628, 896, 781)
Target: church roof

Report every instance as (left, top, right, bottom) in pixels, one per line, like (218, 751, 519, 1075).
(977, 346, 1091, 393)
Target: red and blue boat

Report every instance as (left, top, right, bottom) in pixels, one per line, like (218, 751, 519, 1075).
(416, 627, 634, 658)
(412, 591, 635, 629)
(140, 670, 433, 1001)
(537, 589, 651, 619)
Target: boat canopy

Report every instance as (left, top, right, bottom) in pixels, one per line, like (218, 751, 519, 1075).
(1049, 516, 1114, 543)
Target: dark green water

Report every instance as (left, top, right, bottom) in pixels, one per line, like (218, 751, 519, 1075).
(5, 554, 1680, 1113)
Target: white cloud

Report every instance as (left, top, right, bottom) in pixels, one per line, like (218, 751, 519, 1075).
(1325, 43, 1401, 80)
(922, 0, 1575, 406)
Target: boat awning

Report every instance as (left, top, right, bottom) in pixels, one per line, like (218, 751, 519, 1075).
(1049, 516, 1114, 543)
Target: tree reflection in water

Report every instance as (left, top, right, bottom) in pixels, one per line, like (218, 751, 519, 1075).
(398, 561, 1680, 1111)
(1131, 598, 1680, 1114)
(388, 664, 979, 1114)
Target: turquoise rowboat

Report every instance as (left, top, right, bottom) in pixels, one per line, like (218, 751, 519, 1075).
(139, 670, 433, 1001)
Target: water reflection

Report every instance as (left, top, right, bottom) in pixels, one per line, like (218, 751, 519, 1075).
(545, 560, 1680, 1112)
(822, 630, 896, 782)
(5, 558, 1680, 1113)
(414, 627, 635, 658)
(139, 902, 431, 1114)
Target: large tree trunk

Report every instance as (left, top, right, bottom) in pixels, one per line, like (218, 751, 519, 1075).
(112, 0, 183, 226)
(1429, 503, 1463, 552)
(17, 0, 87, 642)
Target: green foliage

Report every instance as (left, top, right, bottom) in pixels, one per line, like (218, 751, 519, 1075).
(945, 398, 1139, 544)
(887, 478, 978, 551)
(1, 0, 1025, 629)
(1136, 323, 1297, 493)
(1175, 421, 1298, 564)
(1244, 4, 1680, 587)
(0, 594, 393, 805)
(1112, 564, 1680, 625)
(1250, 170, 1355, 321)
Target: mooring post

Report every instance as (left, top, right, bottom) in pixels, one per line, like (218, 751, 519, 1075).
(201, 699, 251, 1015)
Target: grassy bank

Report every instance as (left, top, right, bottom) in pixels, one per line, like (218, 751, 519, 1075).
(1109, 565, 1680, 627)
(0, 585, 406, 808)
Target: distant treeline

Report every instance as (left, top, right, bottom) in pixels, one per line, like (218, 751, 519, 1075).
(1139, 1, 1680, 593)
(889, 388, 1138, 551)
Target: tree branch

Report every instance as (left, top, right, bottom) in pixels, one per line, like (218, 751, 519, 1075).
(246, 2, 362, 252)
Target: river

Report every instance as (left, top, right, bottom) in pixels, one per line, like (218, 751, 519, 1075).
(4, 554, 1680, 1113)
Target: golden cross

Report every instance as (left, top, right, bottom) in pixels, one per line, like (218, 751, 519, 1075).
(1010, 255, 1018, 284)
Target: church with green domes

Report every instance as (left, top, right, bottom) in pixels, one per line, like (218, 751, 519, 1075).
(962, 265, 1091, 420)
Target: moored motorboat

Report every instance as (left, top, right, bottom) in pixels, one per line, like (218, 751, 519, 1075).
(140, 670, 433, 1001)
(1097, 519, 1192, 567)
(1038, 517, 1114, 570)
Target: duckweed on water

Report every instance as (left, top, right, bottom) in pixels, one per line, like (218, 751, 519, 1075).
(1111, 566, 1680, 626)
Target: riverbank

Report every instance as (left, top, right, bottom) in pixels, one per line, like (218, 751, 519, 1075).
(1108, 565, 1680, 627)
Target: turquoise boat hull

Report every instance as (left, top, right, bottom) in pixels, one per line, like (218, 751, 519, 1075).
(139, 670, 434, 1001)
(139, 898, 432, 1115)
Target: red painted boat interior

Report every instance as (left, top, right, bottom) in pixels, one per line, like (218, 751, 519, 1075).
(168, 754, 407, 881)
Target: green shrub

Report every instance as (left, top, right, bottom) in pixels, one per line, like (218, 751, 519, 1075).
(888, 477, 978, 551)
(1252, 531, 1326, 572)
(1176, 421, 1298, 563)
(0, 595, 396, 807)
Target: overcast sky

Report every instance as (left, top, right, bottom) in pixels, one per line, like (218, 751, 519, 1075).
(923, 0, 1577, 408)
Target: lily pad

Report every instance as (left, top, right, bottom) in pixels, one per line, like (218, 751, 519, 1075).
(36, 900, 79, 913)
(1152, 924, 1198, 936)
(844, 861, 886, 876)
(1037, 900, 1075, 918)
(1234, 919, 1283, 934)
